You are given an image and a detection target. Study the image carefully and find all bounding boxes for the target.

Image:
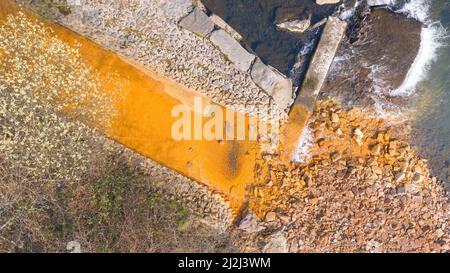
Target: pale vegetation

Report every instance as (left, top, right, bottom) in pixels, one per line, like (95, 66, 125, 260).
(0, 12, 231, 253)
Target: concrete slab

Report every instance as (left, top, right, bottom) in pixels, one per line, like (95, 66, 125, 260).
(251, 58, 293, 110)
(280, 16, 347, 161)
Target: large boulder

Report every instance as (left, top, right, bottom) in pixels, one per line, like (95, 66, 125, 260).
(320, 7, 422, 109)
(209, 29, 255, 72)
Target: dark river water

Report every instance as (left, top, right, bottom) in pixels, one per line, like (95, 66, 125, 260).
(202, 0, 339, 80)
(408, 0, 450, 186)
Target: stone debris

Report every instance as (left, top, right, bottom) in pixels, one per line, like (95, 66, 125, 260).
(241, 101, 450, 253)
(263, 231, 289, 253)
(179, 7, 214, 37)
(238, 213, 265, 233)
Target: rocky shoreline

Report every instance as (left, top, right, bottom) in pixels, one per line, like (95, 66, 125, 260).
(236, 100, 449, 253)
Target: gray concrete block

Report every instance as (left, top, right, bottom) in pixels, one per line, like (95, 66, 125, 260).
(179, 7, 214, 37)
(209, 29, 255, 72)
(251, 58, 293, 110)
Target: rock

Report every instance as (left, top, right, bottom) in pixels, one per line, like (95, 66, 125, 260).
(316, 0, 341, 4)
(353, 128, 364, 146)
(179, 7, 214, 37)
(394, 172, 406, 182)
(331, 152, 342, 162)
(238, 213, 265, 233)
(354, 128, 364, 139)
(367, 0, 391, 6)
(396, 186, 406, 195)
(331, 112, 340, 123)
(372, 166, 383, 175)
(274, 6, 310, 24)
(388, 144, 397, 157)
(320, 8, 422, 109)
(250, 58, 293, 110)
(371, 143, 382, 155)
(263, 231, 289, 253)
(311, 18, 328, 29)
(335, 128, 343, 135)
(66, 241, 81, 253)
(265, 211, 277, 222)
(276, 18, 311, 33)
(209, 29, 256, 72)
(412, 173, 424, 183)
(405, 183, 420, 193)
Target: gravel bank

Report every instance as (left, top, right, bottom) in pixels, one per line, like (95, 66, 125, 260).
(234, 101, 450, 253)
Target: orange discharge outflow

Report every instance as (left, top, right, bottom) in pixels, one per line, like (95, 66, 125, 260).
(0, 1, 260, 213)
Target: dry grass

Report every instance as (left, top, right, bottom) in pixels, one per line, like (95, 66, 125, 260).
(0, 156, 234, 253)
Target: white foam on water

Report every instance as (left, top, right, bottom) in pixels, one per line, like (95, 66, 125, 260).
(398, 0, 430, 22)
(340, 7, 356, 21)
(300, 39, 316, 56)
(340, 0, 360, 21)
(391, 22, 447, 96)
(292, 126, 314, 163)
(390, 0, 447, 96)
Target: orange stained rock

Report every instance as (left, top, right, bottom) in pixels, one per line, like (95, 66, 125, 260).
(0, 1, 261, 213)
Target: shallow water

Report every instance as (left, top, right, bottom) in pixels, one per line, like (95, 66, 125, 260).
(409, 0, 450, 185)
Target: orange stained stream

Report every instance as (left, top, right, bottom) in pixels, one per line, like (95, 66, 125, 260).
(0, 1, 261, 213)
